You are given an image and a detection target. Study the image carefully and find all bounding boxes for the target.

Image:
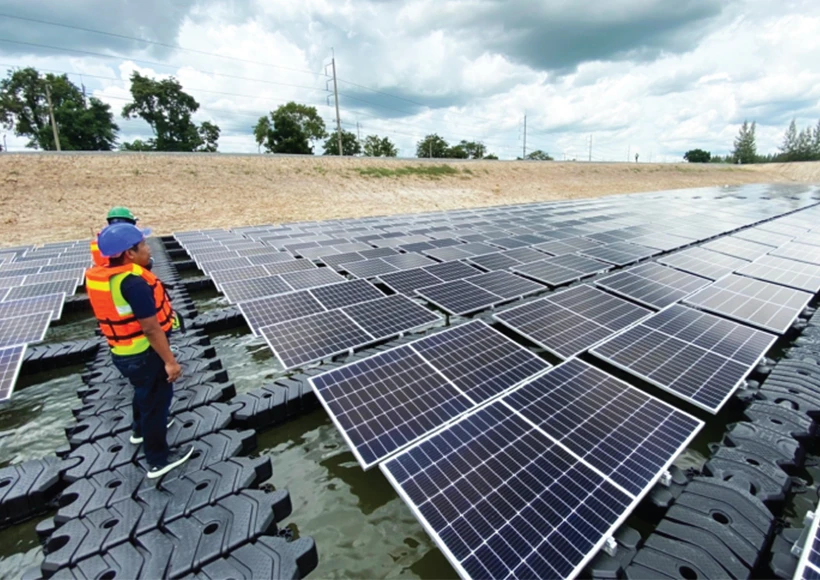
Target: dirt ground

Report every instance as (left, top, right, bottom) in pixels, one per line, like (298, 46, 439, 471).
(1, 154, 819, 247)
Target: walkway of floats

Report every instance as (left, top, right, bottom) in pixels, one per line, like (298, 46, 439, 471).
(4, 234, 820, 578)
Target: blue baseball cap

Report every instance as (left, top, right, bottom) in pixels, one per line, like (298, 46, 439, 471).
(97, 222, 152, 257)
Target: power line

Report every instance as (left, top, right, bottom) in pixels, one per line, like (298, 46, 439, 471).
(0, 12, 324, 78)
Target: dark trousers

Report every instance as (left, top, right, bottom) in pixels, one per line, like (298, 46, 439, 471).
(112, 348, 172, 467)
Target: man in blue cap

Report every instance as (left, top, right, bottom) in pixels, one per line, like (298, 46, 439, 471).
(85, 223, 193, 479)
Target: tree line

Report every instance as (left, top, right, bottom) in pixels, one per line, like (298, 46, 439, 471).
(684, 118, 820, 164)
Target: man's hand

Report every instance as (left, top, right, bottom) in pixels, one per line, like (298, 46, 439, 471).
(166, 360, 182, 382)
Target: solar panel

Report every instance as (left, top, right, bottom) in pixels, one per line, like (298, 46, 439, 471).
(0, 311, 52, 347)
(309, 279, 385, 310)
(683, 274, 812, 334)
(590, 304, 777, 413)
(197, 256, 253, 274)
(416, 279, 502, 316)
(423, 261, 481, 282)
(467, 252, 521, 271)
(341, 294, 441, 340)
(209, 265, 270, 289)
(219, 275, 293, 303)
(379, 268, 444, 295)
(629, 233, 695, 252)
(0, 293, 66, 321)
(246, 252, 297, 266)
(487, 237, 530, 249)
(381, 379, 700, 580)
(594, 262, 712, 309)
(280, 267, 345, 290)
(3, 280, 76, 302)
(733, 228, 792, 248)
(793, 501, 820, 580)
(382, 253, 438, 270)
(512, 254, 610, 287)
(579, 242, 658, 266)
(465, 271, 544, 299)
(360, 247, 399, 259)
(658, 247, 750, 280)
(400, 241, 436, 253)
(0, 275, 25, 289)
(423, 246, 475, 262)
(458, 242, 499, 256)
(0, 265, 42, 278)
(21, 269, 83, 288)
(0, 344, 27, 402)
(342, 258, 400, 278)
(310, 320, 549, 468)
(501, 247, 546, 263)
(701, 236, 771, 261)
(260, 309, 374, 369)
(736, 254, 820, 292)
(237, 291, 326, 335)
(495, 285, 651, 358)
(770, 241, 820, 266)
(264, 258, 318, 275)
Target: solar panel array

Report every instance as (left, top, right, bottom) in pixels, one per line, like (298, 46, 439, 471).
(0, 344, 27, 402)
(793, 503, 820, 580)
(310, 320, 550, 468)
(594, 262, 712, 309)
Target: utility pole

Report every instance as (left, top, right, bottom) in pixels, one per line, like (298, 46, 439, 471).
(329, 49, 343, 156)
(45, 84, 61, 152)
(522, 113, 527, 159)
(588, 134, 592, 162)
(627, 145, 630, 163)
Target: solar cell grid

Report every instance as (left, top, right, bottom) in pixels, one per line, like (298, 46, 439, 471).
(591, 304, 776, 413)
(198, 256, 253, 274)
(0, 344, 27, 402)
(219, 275, 293, 303)
(0, 276, 25, 289)
(594, 262, 712, 309)
(532, 238, 603, 256)
(486, 237, 530, 249)
(770, 241, 820, 266)
(0, 311, 52, 347)
(579, 242, 659, 266)
(457, 242, 498, 256)
(341, 294, 441, 340)
(464, 270, 544, 299)
(341, 258, 400, 278)
(683, 274, 811, 334)
(423, 261, 481, 282)
(500, 247, 546, 263)
(423, 246, 474, 262)
(280, 267, 345, 290)
(382, 253, 438, 270)
(309, 279, 385, 310)
(658, 247, 750, 280)
(494, 285, 651, 359)
(416, 279, 501, 316)
(238, 290, 326, 335)
(466, 252, 521, 272)
(736, 254, 820, 292)
(629, 233, 695, 252)
(264, 258, 318, 275)
(0, 265, 46, 277)
(4, 280, 76, 302)
(701, 236, 771, 261)
(733, 228, 793, 247)
(379, 268, 444, 295)
(209, 265, 270, 288)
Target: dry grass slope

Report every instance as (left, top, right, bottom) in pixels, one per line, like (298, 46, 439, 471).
(1, 154, 819, 247)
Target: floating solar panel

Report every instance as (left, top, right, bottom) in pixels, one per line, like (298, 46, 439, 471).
(382, 253, 438, 270)
(701, 236, 771, 261)
(297, 246, 340, 260)
(733, 228, 793, 248)
(260, 309, 374, 369)
(770, 241, 820, 266)
(683, 274, 812, 334)
(379, 268, 444, 295)
(532, 237, 603, 256)
(512, 254, 610, 287)
(246, 252, 298, 266)
(467, 252, 521, 272)
(500, 247, 546, 264)
(736, 254, 820, 292)
(0, 276, 25, 289)
(658, 247, 750, 280)
(465, 271, 544, 300)
(3, 280, 76, 302)
(590, 304, 777, 413)
(238, 291, 326, 335)
(793, 503, 820, 580)
(309, 279, 385, 310)
(310, 320, 549, 468)
(219, 275, 293, 303)
(197, 256, 253, 274)
(0, 311, 52, 347)
(264, 258, 318, 275)
(209, 265, 270, 289)
(429, 238, 466, 249)
(586, 230, 634, 245)
(400, 241, 436, 253)
(487, 237, 530, 249)
(629, 233, 695, 252)
(341, 294, 441, 340)
(423, 246, 475, 262)
(280, 267, 345, 291)
(0, 293, 65, 321)
(360, 247, 400, 259)
(579, 241, 658, 266)
(0, 344, 26, 402)
(457, 242, 498, 256)
(416, 279, 502, 316)
(20, 269, 83, 288)
(381, 385, 700, 580)
(342, 258, 400, 278)
(495, 285, 651, 358)
(0, 265, 42, 278)
(423, 260, 481, 282)
(594, 262, 712, 309)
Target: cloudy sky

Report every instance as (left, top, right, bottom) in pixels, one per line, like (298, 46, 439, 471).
(0, 0, 818, 160)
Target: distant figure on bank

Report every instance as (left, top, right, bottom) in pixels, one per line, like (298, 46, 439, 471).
(90, 207, 139, 267)
(85, 223, 193, 479)
(635, 153, 639, 163)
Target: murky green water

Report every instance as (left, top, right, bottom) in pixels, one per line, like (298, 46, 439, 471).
(0, 295, 815, 579)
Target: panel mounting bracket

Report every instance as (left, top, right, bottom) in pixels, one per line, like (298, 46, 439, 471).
(603, 536, 618, 557)
(792, 511, 815, 557)
(659, 470, 672, 487)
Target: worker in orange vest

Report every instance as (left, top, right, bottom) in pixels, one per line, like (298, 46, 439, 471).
(85, 222, 193, 479)
(90, 207, 139, 267)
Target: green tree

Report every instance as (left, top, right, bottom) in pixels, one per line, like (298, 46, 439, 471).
(322, 129, 360, 156)
(120, 139, 153, 151)
(416, 134, 449, 158)
(254, 102, 327, 154)
(683, 149, 711, 163)
(732, 120, 757, 164)
(812, 120, 820, 159)
(362, 134, 398, 157)
(525, 150, 553, 161)
(122, 72, 218, 151)
(446, 143, 469, 159)
(780, 119, 798, 161)
(457, 140, 486, 159)
(484, 153, 499, 160)
(0, 67, 118, 150)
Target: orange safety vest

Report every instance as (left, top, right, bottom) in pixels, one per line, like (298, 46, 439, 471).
(85, 263, 175, 356)
(90, 235, 108, 267)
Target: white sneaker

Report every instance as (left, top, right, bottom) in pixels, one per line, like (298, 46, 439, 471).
(146, 445, 195, 479)
(129, 418, 175, 444)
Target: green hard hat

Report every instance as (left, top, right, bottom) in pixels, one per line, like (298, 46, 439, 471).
(106, 206, 137, 224)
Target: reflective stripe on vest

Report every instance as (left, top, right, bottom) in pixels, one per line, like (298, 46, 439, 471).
(85, 263, 175, 356)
